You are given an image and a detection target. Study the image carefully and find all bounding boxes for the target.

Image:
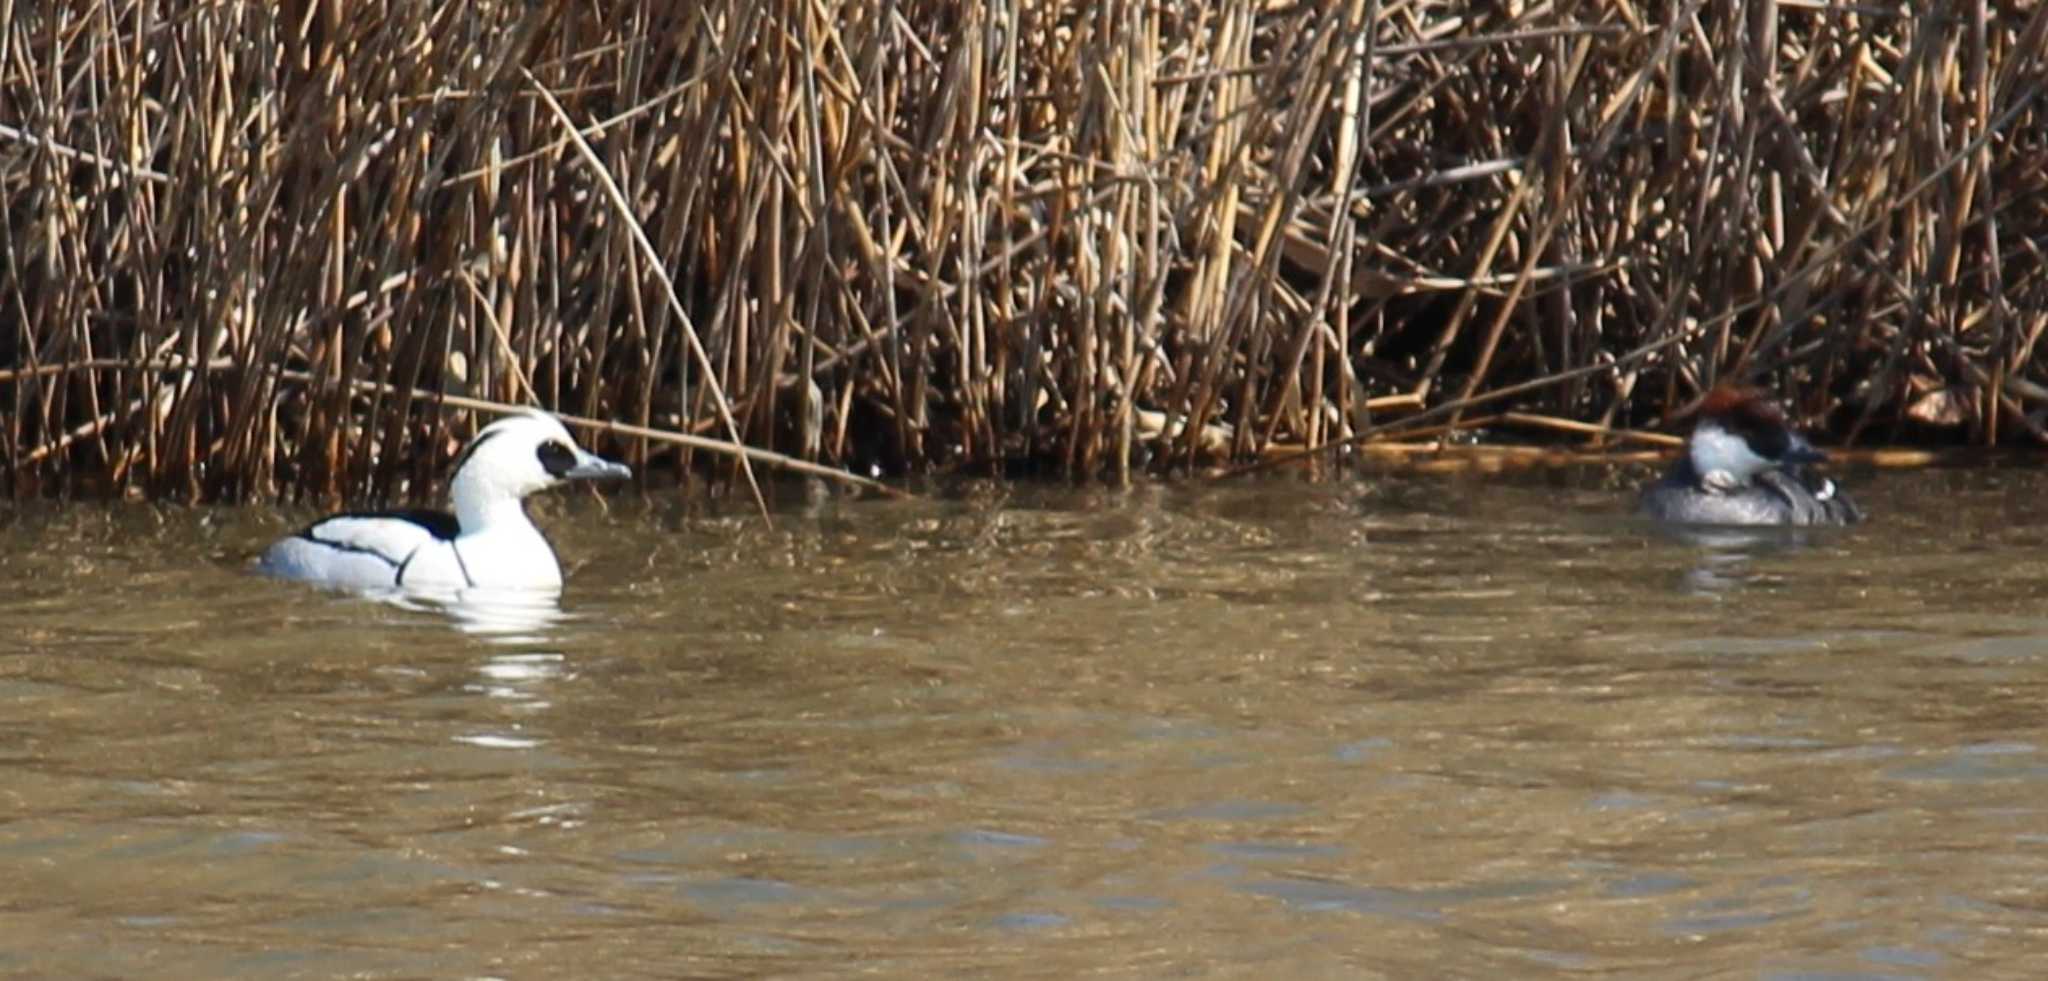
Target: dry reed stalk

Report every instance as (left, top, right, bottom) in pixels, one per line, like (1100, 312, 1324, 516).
(1496, 412, 1682, 448)
(3, 0, 2045, 501)
(520, 67, 771, 521)
(272, 368, 901, 496)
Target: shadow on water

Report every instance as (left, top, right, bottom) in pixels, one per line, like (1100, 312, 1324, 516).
(3, 467, 2048, 976)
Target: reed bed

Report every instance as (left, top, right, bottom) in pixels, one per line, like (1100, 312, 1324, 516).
(3, 0, 2045, 502)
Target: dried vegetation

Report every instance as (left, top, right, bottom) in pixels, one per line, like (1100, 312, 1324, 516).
(3, 0, 2045, 500)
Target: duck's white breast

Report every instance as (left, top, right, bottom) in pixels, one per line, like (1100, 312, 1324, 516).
(441, 530, 564, 590)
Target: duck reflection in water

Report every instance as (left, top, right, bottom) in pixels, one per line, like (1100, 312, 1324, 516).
(378, 584, 571, 640)
(1664, 525, 1834, 594)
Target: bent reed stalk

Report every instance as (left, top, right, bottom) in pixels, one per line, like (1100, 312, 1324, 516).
(3, 1, 2045, 502)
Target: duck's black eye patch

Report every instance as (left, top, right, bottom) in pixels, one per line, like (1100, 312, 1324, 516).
(1726, 404, 1792, 460)
(536, 440, 578, 477)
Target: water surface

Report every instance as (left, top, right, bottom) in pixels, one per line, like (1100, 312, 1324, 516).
(5, 467, 2048, 977)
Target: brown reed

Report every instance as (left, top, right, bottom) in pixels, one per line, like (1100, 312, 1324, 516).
(3, 0, 2044, 502)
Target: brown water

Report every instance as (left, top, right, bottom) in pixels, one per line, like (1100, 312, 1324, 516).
(5, 467, 2048, 978)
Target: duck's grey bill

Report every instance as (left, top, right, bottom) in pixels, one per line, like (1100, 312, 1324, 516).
(568, 454, 632, 481)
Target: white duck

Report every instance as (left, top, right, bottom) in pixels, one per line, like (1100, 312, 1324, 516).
(260, 410, 631, 591)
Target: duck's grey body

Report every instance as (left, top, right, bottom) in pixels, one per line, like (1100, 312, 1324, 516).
(1638, 458, 1862, 527)
(1637, 387, 1862, 528)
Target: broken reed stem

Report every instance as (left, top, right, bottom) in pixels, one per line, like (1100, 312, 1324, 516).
(3, 0, 2044, 502)
(520, 68, 772, 523)
(5, 359, 896, 496)
(272, 369, 903, 497)
(1497, 412, 1681, 448)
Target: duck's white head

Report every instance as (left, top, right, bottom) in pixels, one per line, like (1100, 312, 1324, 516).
(448, 410, 631, 527)
(1687, 386, 1825, 484)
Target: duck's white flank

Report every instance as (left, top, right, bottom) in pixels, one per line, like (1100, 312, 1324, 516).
(259, 410, 630, 592)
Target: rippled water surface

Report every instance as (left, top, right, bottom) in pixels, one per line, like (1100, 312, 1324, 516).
(6, 466, 2048, 977)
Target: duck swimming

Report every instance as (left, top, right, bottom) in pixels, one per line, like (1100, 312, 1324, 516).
(1638, 386, 1862, 527)
(260, 409, 631, 591)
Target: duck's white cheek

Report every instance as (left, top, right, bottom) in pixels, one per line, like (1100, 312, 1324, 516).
(1690, 426, 1771, 480)
(497, 468, 540, 498)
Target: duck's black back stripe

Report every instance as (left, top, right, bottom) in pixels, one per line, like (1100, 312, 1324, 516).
(449, 540, 477, 588)
(304, 534, 406, 569)
(448, 428, 504, 477)
(299, 509, 462, 587)
(393, 543, 426, 586)
(297, 508, 459, 541)
(391, 540, 476, 588)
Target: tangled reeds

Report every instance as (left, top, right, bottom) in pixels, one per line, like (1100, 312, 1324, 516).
(4, 0, 2045, 501)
